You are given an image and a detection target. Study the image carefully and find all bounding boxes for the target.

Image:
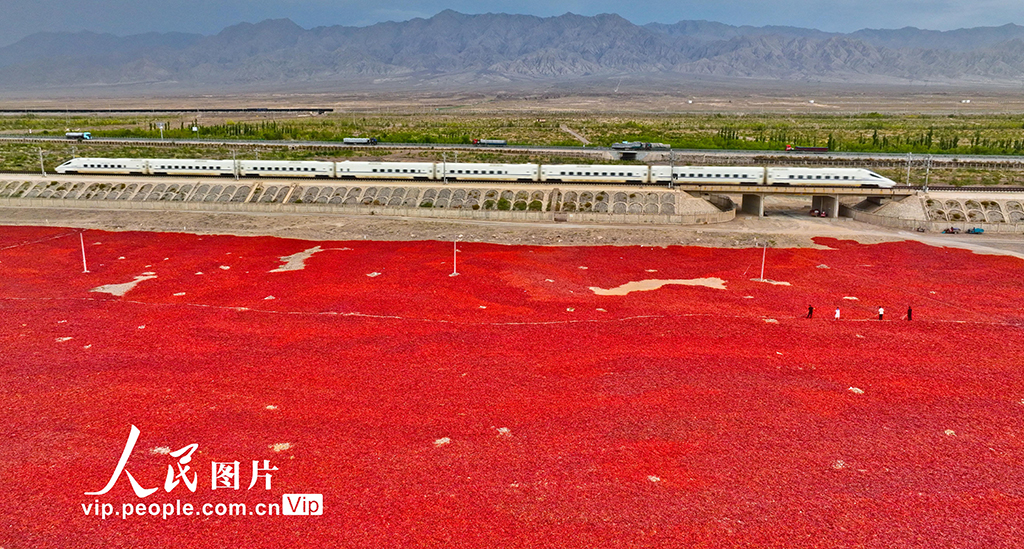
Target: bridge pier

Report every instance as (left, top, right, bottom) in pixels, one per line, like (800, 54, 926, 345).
(741, 194, 764, 216)
(812, 194, 840, 218)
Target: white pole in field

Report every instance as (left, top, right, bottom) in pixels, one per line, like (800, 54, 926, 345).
(759, 242, 766, 281)
(39, 148, 46, 176)
(80, 232, 89, 273)
(450, 234, 462, 277)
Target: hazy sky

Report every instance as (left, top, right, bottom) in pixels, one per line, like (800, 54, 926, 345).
(3, 0, 1022, 45)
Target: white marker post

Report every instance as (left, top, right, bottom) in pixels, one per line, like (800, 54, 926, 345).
(759, 242, 767, 281)
(80, 232, 90, 273)
(450, 234, 462, 277)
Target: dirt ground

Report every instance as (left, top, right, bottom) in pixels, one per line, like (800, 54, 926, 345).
(3, 79, 1024, 115)
(3, 195, 1024, 259)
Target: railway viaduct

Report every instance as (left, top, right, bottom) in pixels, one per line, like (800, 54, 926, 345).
(674, 183, 916, 218)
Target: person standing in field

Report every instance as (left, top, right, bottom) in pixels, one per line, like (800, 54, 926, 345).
(807, 305, 814, 319)
(878, 307, 884, 321)
(907, 306, 912, 321)
(834, 307, 840, 320)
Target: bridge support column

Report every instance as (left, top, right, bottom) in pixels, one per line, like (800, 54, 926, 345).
(814, 194, 840, 218)
(741, 194, 764, 217)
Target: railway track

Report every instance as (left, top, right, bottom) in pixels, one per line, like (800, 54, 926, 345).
(922, 186, 1024, 192)
(6, 135, 1024, 169)
(4, 170, 1024, 193)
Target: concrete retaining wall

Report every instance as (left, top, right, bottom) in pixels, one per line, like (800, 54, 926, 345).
(842, 204, 1024, 233)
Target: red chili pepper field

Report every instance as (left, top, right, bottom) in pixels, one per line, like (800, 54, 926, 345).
(2, 226, 1023, 548)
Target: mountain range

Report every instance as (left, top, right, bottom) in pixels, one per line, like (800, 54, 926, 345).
(3, 11, 1024, 91)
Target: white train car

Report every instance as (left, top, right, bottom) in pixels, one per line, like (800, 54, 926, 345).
(438, 163, 538, 181)
(767, 168, 896, 188)
(540, 164, 649, 183)
(335, 161, 435, 180)
(55, 157, 148, 175)
(239, 160, 334, 178)
(146, 158, 236, 177)
(651, 166, 765, 185)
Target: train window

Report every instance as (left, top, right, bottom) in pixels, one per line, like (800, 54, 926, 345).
(372, 169, 377, 172)
(816, 175, 822, 179)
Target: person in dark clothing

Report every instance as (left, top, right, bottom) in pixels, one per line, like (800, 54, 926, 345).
(907, 306, 912, 321)
(878, 307, 884, 321)
(806, 305, 814, 319)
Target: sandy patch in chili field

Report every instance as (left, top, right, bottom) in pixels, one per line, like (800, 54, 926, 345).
(2, 226, 1024, 548)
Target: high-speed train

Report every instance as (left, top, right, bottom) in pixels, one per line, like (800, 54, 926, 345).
(54, 158, 898, 188)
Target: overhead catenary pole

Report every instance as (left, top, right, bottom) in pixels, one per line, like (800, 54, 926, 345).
(924, 155, 931, 192)
(39, 148, 46, 176)
(669, 149, 675, 189)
